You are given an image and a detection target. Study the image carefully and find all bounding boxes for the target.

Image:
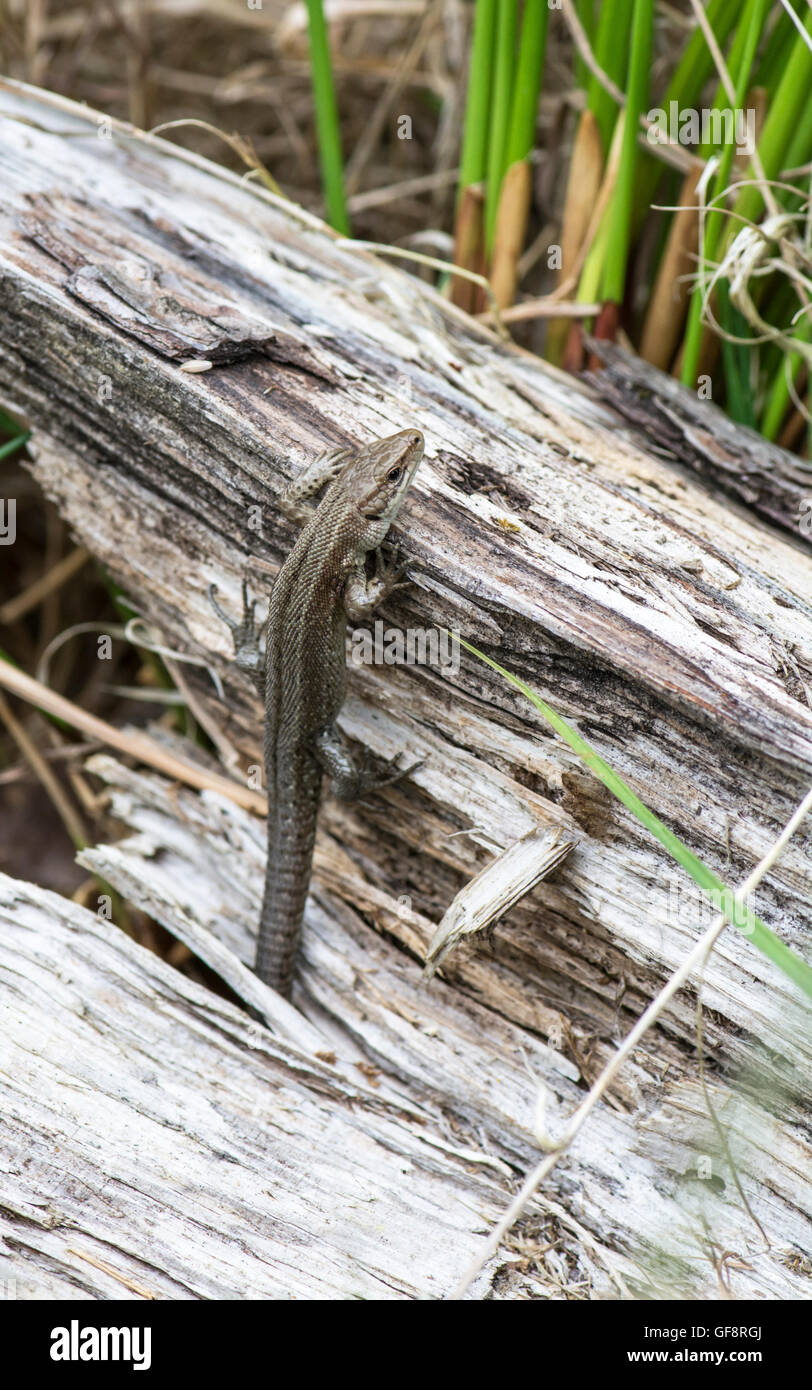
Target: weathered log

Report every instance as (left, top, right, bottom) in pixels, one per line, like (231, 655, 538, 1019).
(585, 338, 811, 539)
(0, 861, 511, 1300)
(0, 79, 810, 1299)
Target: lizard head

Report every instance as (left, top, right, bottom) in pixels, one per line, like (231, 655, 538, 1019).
(352, 428, 424, 522)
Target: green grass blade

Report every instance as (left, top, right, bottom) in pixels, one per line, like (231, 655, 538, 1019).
(732, 6, 812, 233)
(457, 637, 812, 1002)
(718, 282, 757, 428)
(600, 0, 654, 304)
(573, 0, 595, 91)
(635, 0, 740, 221)
(305, 0, 350, 235)
(761, 317, 811, 440)
(576, 188, 613, 306)
(504, 0, 549, 168)
(754, 4, 797, 94)
(0, 430, 31, 462)
(681, 0, 770, 387)
(587, 0, 632, 156)
(458, 0, 497, 197)
(484, 0, 518, 249)
(662, 0, 740, 106)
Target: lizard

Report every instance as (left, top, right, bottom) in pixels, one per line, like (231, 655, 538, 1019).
(209, 427, 425, 997)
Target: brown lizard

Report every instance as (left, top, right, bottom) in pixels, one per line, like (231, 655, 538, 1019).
(210, 428, 424, 996)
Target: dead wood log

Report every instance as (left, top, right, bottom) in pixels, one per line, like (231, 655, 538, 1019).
(0, 80, 811, 1299)
(585, 338, 811, 539)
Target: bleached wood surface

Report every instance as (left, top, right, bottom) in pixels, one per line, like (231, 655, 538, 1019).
(0, 80, 810, 1298)
(0, 867, 508, 1300)
(0, 755, 808, 1299)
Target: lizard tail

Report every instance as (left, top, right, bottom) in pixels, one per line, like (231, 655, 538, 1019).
(255, 753, 321, 997)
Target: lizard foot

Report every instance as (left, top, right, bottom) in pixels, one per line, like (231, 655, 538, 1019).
(208, 579, 265, 692)
(356, 750, 426, 806)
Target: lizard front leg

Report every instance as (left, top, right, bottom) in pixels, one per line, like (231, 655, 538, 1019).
(209, 448, 356, 685)
(321, 547, 422, 797)
(343, 545, 408, 620)
(280, 447, 354, 525)
(208, 578, 266, 698)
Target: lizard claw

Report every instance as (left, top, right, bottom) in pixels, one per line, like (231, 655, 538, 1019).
(240, 577, 257, 632)
(208, 582, 230, 627)
(357, 751, 426, 806)
(209, 580, 260, 645)
(373, 545, 410, 595)
(208, 579, 266, 694)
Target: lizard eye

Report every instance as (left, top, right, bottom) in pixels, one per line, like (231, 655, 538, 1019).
(387, 466, 402, 483)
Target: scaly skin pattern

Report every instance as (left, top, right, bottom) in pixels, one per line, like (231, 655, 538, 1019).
(220, 429, 424, 997)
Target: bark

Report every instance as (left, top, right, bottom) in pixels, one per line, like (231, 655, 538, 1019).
(586, 337, 811, 538)
(0, 79, 810, 1300)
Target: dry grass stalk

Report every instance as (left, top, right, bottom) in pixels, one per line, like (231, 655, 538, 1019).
(639, 167, 702, 371)
(450, 182, 485, 312)
(490, 159, 533, 310)
(546, 108, 603, 365)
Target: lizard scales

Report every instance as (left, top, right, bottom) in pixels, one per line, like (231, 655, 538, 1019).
(214, 428, 424, 997)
